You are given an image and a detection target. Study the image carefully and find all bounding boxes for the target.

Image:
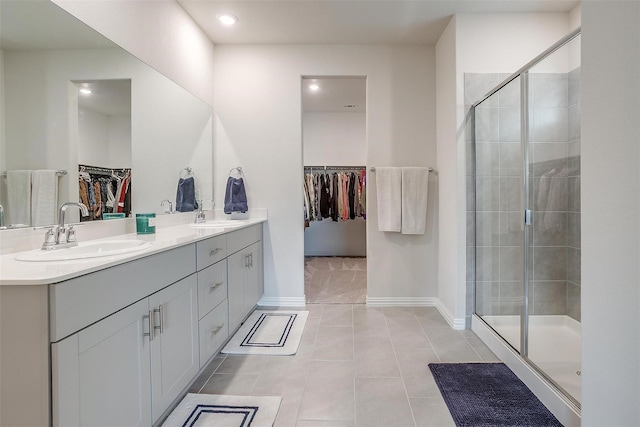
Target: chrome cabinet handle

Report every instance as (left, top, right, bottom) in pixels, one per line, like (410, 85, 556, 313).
(245, 254, 250, 268)
(209, 282, 224, 293)
(153, 305, 164, 334)
(209, 248, 223, 257)
(211, 323, 225, 336)
(143, 310, 153, 341)
(249, 252, 253, 268)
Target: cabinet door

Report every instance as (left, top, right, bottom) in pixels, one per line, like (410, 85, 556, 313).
(52, 298, 152, 427)
(149, 274, 199, 423)
(245, 242, 263, 309)
(227, 248, 249, 332)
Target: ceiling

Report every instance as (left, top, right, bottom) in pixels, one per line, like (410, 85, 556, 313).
(77, 80, 132, 116)
(177, 0, 579, 45)
(302, 77, 366, 113)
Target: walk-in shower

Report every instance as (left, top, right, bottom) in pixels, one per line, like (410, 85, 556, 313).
(468, 29, 581, 425)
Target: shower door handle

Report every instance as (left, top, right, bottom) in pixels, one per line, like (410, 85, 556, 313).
(524, 210, 532, 226)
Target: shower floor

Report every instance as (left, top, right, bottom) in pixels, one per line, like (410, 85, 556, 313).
(482, 315, 581, 403)
(304, 256, 366, 304)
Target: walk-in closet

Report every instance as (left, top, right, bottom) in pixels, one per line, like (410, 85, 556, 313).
(302, 76, 367, 304)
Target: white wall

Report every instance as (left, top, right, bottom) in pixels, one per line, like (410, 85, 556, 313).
(581, 2, 640, 425)
(303, 112, 366, 165)
(214, 45, 437, 305)
(303, 111, 366, 257)
(435, 13, 571, 325)
(3, 48, 212, 217)
(52, 0, 215, 106)
(108, 114, 132, 168)
(78, 109, 132, 168)
(435, 17, 461, 326)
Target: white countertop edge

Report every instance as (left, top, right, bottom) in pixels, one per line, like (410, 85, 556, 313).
(0, 218, 267, 286)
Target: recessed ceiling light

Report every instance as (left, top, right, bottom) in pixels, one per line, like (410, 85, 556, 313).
(79, 88, 92, 95)
(217, 14, 238, 26)
(309, 84, 320, 92)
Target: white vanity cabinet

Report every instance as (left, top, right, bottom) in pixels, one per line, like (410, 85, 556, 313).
(227, 226, 264, 332)
(50, 244, 198, 426)
(0, 220, 266, 427)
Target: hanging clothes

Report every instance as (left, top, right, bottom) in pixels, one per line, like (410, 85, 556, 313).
(303, 167, 366, 224)
(78, 166, 131, 221)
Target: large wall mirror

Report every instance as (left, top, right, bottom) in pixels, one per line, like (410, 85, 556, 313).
(0, 0, 213, 228)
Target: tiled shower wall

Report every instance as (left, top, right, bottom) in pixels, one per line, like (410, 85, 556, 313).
(465, 69, 581, 324)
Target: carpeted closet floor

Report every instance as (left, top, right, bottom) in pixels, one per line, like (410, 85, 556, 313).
(304, 256, 367, 304)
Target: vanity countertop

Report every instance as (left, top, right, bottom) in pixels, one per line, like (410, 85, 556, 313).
(0, 218, 266, 286)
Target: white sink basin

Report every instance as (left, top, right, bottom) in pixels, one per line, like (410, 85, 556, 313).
(191, 220, 249, 229)
(15, 240, 153, 262)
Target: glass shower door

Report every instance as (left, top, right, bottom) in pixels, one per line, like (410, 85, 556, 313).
(474, 76, 524, 352)
(525, 36, 582, 405)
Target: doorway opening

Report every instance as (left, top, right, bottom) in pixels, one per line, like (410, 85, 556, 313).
(302, 76, 367, 304)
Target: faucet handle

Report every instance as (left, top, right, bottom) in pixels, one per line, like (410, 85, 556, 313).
(66, 226, 78, 243)
(41, 228, 56, 250)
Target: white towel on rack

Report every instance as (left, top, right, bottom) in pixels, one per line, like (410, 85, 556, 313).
(6, 170, 32, 226)
(401, 167, 430, 235)
(376, 167, 402, 232)
(31, 170, 59, 226)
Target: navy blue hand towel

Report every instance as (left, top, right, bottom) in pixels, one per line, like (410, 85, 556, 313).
(224, 177, 248, 214)
(176, 176, 197, 212)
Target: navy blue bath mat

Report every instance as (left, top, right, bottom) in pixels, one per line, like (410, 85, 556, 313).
(429, 363, 563, 427)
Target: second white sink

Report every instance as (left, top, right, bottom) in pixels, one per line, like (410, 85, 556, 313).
(15, 240, 153, 262)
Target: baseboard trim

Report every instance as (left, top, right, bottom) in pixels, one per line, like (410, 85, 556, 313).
(365, 297, 465, 330)
(257, 296, 307, 307)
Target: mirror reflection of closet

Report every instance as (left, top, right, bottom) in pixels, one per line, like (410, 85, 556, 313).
(302, 76, 367, 304)
(76, 79, 132, 221)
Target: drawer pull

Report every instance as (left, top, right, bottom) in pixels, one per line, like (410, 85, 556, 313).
(209, 248, 223, 257)
(209, 282, 224, 293)
(211, 323, 225, 336)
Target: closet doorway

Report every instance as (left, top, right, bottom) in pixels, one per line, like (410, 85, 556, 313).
(302, 76, 367, 304)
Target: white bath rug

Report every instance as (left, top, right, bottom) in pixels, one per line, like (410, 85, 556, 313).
(162, 393, 281, 427)
(222, 310, 308, 355)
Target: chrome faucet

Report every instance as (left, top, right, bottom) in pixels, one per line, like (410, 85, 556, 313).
(42, 202, 89, 250)
(194, 199, 214, 224)
(161, 199, 174, 214)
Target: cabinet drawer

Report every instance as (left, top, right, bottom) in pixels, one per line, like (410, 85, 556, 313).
(227, 224, 262, 255)
(199, 302, 228, 368)
(197, 260, 227, 319)
(196, 235, 227, 270)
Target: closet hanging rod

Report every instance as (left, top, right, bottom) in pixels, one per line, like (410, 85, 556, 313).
(79, 165, 130, 176)
(304, 165, 366, 171)
(3, 169, 67, 177)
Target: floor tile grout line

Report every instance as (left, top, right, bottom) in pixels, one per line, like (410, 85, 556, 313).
(295, 303, 324, 425)
(384, 308, 419, 427)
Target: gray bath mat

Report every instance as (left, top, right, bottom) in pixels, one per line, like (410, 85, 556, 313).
(429, 363, 563, 427)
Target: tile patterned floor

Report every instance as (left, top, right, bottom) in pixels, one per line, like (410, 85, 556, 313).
(189, 304, 500, 427)
(305, 257, 367, 304)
